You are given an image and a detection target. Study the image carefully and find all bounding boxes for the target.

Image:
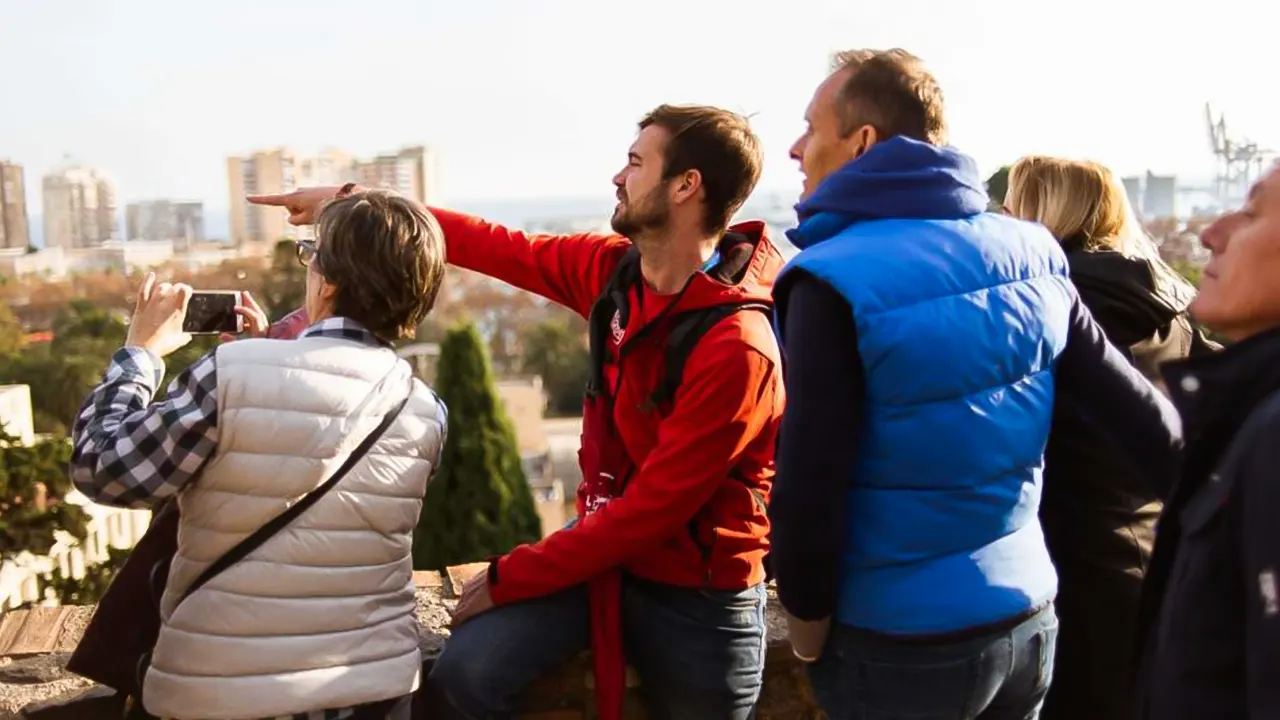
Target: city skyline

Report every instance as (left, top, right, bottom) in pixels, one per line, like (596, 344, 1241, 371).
(0, 127, 1259, 231)
(0, 153, 1233, 250)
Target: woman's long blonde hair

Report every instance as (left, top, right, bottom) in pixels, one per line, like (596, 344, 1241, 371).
(1006, 156, 1134, 252)
(1006, 154, 1195, 301)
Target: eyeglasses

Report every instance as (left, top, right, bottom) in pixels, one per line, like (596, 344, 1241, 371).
(295, 239, 318, 268)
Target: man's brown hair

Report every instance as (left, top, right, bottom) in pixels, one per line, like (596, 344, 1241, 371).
(314, 190, 446, 342)
(830, 48, 947, 146)
(639, 104, 762, 235)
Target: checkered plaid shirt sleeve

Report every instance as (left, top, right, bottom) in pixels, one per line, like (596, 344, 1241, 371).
(70, 345, 220, 509)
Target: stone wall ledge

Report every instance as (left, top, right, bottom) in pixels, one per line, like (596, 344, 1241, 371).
(0, 563, 823, 719)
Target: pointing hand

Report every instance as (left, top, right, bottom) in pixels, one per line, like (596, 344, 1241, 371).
(246, 186, 347, 226)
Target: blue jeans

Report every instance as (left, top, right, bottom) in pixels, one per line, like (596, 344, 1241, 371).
(807, 604, 1058, 720)
(427, 576, 767, 719)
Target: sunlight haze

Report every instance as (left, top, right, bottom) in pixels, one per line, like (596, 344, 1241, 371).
(3, 0, 1276, 216)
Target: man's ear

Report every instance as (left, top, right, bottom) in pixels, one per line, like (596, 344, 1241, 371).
(672, 169, 703, 205)
(844, 125, 879, 161)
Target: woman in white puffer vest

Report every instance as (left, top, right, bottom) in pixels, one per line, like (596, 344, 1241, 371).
(71, 188, 449, 720)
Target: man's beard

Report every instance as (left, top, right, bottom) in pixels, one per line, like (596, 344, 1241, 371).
(611, 187, 670, 240)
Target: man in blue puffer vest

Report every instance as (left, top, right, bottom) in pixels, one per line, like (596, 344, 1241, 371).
(769, 48, 1183, 719)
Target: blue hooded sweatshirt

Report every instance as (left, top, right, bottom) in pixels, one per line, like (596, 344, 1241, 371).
(776, 137, 1074, 634)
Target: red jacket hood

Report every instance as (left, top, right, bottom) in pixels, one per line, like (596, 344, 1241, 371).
(667, 220, 783, 313)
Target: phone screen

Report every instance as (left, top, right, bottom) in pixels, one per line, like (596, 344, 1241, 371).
(183, 291, 241, 334)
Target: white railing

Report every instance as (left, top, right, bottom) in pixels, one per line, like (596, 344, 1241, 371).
(0, 493, 150, 610)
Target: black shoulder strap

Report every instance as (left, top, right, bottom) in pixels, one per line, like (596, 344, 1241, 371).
(176, 379, 415, 606)
(586, 247, 642, 397)
(647, 301, 773, 411)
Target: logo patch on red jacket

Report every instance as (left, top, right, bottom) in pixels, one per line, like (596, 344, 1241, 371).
(610, 310, 624, 346)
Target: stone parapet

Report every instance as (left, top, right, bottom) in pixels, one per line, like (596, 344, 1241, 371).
(0, 564, 824, 719)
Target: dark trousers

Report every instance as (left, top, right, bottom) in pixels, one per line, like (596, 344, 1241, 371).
(807, 604, 1059, 720)
(427, 576, 768, 719)
(1040, 575, 1143, 720)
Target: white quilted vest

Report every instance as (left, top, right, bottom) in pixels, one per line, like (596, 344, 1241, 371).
(142, 336, 446, 720)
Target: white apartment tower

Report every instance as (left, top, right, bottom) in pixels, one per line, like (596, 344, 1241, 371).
(42, 165, 118, 249)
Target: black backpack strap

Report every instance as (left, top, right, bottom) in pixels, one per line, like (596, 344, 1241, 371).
(646, 301, 771, 584)
(586, 247, 642, 398)
(646, 301, 773, 411)
(177, 377, 415, 605)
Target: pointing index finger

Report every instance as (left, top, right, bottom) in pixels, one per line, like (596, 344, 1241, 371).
(246, 193, 292, 206)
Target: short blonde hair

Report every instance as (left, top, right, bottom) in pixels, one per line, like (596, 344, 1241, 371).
(1007, 156, 1128, 251)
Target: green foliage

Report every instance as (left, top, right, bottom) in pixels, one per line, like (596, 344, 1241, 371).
(0, 299, 212, 431)
(0, 304, 25, 356)
(0, 426, 127, 608)
(0, 431, 88, 561)
(52, 300, 126, 345)
(413, 322, 542, 570)
(260, 239, 308, 320)
(38, 545, 133, 606)
(0, 302, 127, 434)
(986, 166, 1011, 210)
(520, 317, 590, 416)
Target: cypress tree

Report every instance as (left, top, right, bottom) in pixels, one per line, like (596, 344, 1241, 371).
(413, 322, 542, 570)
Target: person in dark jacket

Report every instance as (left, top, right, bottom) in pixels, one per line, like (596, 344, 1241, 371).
(770, 49, 1183, 720)
(1006, 156, 1217, 720)
(1134, 163, 1280, 719)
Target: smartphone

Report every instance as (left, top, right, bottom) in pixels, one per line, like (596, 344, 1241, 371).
(183, 291, 243, 335)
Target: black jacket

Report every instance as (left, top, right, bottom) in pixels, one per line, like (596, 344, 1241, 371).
(1042, 249, 1207, 582)
(1040, 249, 1209, 720)
(1137, 327, 1280, 719)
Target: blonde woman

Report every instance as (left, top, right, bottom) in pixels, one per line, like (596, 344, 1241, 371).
(1006, 157, 1213, 720)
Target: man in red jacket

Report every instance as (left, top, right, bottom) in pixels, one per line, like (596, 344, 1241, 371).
(249, 104, 784, 720)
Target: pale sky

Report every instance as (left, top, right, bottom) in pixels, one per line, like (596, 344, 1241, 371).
(2, 0, 1277, 213)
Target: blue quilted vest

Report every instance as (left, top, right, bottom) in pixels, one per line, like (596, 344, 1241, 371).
(776, 139, 1075, 634)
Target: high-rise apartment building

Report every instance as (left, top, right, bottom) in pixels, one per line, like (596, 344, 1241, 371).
(126, 200, 205, 251)
(352, 146, 436, 205)
(42, 165, 117, 249)
(227, 145, 436, 248)
(226, 148, 353, 247)
(0, 161, 29, 250)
